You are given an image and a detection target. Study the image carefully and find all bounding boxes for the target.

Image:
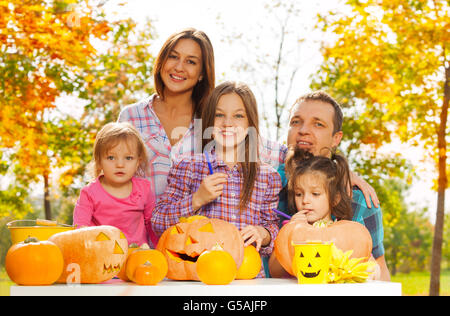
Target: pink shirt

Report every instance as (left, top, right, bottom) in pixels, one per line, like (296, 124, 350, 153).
(73, 176, 157, 247)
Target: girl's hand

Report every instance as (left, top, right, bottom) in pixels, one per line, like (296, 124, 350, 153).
(290, 210, 308, 224)
(240, 225, 270, 251)
(192, 173, 228, 210)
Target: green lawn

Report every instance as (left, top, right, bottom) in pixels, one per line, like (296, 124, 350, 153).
(391, 270, 450, 296)
(1, 267, 448, 296)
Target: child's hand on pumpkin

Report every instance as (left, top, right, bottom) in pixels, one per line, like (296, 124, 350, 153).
(240, 225, 270, 251)
(192, 173, 228, 210)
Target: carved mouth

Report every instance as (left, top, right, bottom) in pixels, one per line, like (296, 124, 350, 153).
(300, 270, 321, 278)
(103, 263, 122, 274)
(166, 249, 200, 263)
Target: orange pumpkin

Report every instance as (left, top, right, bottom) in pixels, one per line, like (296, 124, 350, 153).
(117, 243, 140, 281)
(134, 261, 162, 285)
(196, 244, 237, 285)
(156, 217, 244, 281)
(236, 245, 262, 280)
(125, 244, 168, 283)
(274, 220, 372, 276)
(5, 236, 64, 285)
(49, 225, 128, 284)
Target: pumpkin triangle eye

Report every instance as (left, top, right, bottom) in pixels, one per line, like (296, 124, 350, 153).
(315, 252, 321, 258)
(300, 252, 304, 257)
(198, 222, 214, 233)
(113, 241, 124, 254)
(96, 232, 111, 241)
(175, 224, 185, 234)
(119, 231, 126, 239)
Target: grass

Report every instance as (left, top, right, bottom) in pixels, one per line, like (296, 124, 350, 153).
(1, 267, 448, 296)
(391, 270, 450, 296)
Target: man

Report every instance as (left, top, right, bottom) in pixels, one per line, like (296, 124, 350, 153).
(270, 91, 390, 281)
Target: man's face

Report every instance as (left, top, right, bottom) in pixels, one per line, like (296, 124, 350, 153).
(287, 100, 343, 157)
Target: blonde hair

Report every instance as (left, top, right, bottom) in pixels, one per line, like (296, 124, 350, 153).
(88, 122, 149, 178)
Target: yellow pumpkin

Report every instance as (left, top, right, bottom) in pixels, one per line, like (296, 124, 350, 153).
(196, 244, 237, 285)
(236, 245, 262, 280)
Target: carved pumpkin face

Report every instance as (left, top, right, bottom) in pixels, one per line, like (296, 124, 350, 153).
(49, 225, 128, 284)
(292, 242, 331, 284)
(156, 218, 244, 280)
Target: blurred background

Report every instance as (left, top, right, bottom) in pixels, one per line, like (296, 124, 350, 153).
(0, 0, 449, 295)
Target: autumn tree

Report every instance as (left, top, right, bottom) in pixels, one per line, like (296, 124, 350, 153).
(313, 0, 449, 295)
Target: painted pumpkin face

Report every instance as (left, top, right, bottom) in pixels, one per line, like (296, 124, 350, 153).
(49, 225, 128, 284)
(292, 243, 332, 284)
(156, 218, 244, 281)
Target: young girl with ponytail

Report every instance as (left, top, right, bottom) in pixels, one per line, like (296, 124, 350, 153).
(284, 146, 353, 225)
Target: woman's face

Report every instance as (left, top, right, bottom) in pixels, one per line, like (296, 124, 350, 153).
(161, 38, 203, 96)
(213, 92, 249, 150)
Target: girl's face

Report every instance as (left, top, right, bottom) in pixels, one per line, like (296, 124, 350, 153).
(213, 92, 249, 150)
(294, 172, 331, 224)
(161, 38, 203, 95)
(100, 140, 140, 187)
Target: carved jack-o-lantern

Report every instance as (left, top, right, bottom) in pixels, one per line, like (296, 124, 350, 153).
(156, 218, 244, 280)
(49, 225, 128, 284)
(292, 243, 332, 284)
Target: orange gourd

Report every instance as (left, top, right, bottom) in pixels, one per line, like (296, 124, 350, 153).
(196, 244, 237, 285)
(275, 220, 372, 276)
(134, 261, 161, 285)
(5, 236, 64, 285)
(236, 245, 262, 280)
(156, 217, 244, 281)
(125, 243, 168, 283)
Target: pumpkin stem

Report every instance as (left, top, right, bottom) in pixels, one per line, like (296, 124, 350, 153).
(129, 243, 139, 248)
(143, 261, 153, 267)
(141, 243, 150, 250)
(23, 236, 40, 243)
(211, 242, 224, 251)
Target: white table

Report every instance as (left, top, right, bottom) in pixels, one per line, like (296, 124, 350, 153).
(11, 278, 401, 296)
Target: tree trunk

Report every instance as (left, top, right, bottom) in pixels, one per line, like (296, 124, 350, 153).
(43, 171, 52, 220)
(429, 64, 449, 296)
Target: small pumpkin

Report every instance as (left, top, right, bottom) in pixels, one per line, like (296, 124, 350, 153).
(117, 243, 141, 281)
(236, 245, 262, 280)
(5, 236, 64, 285)
(134, 261, 162, 285)
(125, 243, 168, 283)
(49, 225, 128, 284)
(274, 220, 372, 276)
(196, 244, 237, 285)
(156, 216, 244, 281)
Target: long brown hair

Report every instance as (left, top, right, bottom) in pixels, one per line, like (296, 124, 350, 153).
(153, 28, 215, 118)
(285, 146, 353, 220)
(201, 81, 260, 212)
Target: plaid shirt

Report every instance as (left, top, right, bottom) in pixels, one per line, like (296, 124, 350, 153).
(118, 95, 197, 200)
(276, 163, 385, 259)
(118, 95, 287, 201)
(152, 148, 282, 261)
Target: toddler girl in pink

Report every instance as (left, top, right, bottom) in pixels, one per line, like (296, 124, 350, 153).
(73, 122, 158, 247)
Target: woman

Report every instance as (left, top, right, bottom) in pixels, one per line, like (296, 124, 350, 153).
(118, 28, 215, 199)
